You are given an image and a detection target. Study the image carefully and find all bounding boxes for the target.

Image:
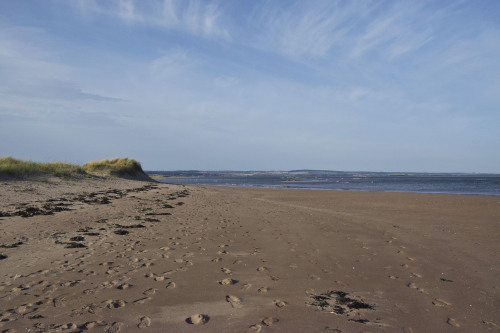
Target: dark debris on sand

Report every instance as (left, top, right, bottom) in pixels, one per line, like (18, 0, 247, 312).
(308, 290, 375, 323)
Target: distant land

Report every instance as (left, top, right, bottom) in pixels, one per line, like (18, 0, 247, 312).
(147, 170, 499, 177)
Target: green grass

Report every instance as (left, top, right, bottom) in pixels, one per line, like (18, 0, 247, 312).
(0, 157, 147, 179)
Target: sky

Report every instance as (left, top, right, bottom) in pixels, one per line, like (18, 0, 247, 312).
(1, 0, 499, 173)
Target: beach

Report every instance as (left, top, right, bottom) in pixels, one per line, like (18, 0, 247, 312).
(0, 178, 499, 332)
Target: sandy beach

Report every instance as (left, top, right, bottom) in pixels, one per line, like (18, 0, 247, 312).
(0, 178, 499, 332)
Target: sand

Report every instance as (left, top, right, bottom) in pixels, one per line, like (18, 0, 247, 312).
(0, 178, 499, 332)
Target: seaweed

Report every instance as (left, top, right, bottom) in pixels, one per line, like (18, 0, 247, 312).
(0, 241, 23, 248)
(65, 242, 87, 248)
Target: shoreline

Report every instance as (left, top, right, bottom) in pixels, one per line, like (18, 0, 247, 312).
(1, 179, 499, 332)
(160, 182, 500, 197)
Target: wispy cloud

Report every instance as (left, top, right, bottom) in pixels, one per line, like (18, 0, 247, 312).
(73, 0, 229, 39)
(254, 1, 361, 58)
(0, 26, 122, 120)
(250, 1, 439, 61)
(351, 2, 434, 59)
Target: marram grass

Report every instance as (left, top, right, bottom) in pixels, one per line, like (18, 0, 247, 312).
(82, 158, 144, 176)
(0, 157, 84, 178)
(0, 157, 146, 179)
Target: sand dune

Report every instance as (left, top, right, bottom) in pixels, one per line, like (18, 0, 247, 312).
(0, 179, 499, 332)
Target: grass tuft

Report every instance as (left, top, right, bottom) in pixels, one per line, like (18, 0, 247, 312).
(82, 158, 145, 177)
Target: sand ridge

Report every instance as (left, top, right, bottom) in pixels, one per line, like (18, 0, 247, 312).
(0, 180, 499, 332)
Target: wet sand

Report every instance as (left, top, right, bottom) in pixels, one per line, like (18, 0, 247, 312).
(0, 179, 499, 332)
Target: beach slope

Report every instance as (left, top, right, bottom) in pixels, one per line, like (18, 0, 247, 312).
(0, 180, 499, 332)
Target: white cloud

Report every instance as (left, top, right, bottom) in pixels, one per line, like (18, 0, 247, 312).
(255, 1, 359, 58)
(250, 1, 440, 62)
(351, 4, 434, 59)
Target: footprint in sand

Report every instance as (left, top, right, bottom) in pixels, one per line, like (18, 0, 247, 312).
(273, 300, 286, 308)
(432, 298, 451, 307)
(105, 300, 126, 309)
(407, 283, 426, 293)
(483, 320, 499, 329)
(212, 258, 222, 263)
(219, 278, 238, 286)
(447, 318, 460, 327)
(248, 324, 263, 332)
(261, 317, 279, 326)
(53, 296, 66, 307)
(256, 266, 268, 272)
(221, 267, 232, 274)
(186, 314, 209, 325)
(143, 288, 157, 295)
(134, 297, 152, 305)
(226, 294, 242, 308)
(257, 287, 269, 294)
(166, 281, 176, 289)
(117, 283, 131, 290)
(138, 316, 152, 328)
(106, 322, 123, 333)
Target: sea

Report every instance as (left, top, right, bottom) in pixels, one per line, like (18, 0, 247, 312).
(149, 170, 500, 196)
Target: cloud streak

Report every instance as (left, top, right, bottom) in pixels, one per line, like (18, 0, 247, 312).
(73, 0, 229, 39)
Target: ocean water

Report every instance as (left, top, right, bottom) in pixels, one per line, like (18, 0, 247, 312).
(150, 171, 500, 196)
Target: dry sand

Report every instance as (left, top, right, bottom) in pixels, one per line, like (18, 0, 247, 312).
(0, 178, 499, 332)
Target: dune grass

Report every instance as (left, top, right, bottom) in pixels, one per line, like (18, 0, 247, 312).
(0, 157, 84, 178)
(81, 158, 144, 177)
(0, 157, 147, 179)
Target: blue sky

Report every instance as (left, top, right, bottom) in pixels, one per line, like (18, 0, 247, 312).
(1, 0, 499, 172)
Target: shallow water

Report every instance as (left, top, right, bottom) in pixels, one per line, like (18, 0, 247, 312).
(150, 171, 500, 196)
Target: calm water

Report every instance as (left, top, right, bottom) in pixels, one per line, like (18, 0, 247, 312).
(150, 171, 500, 196)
